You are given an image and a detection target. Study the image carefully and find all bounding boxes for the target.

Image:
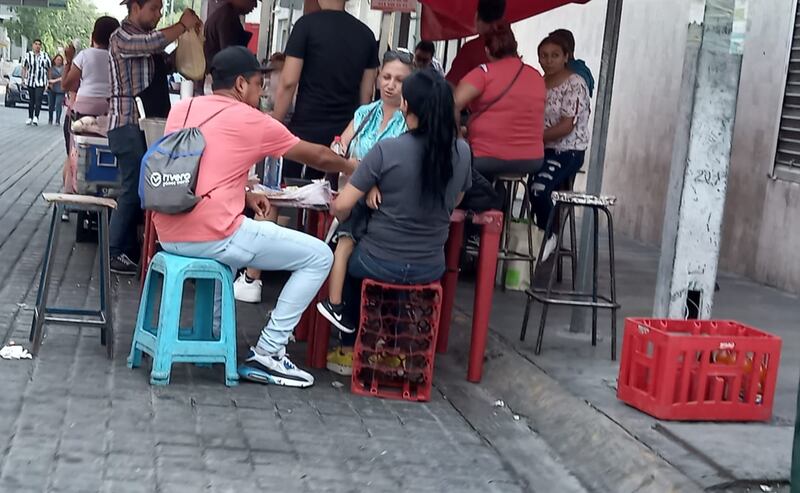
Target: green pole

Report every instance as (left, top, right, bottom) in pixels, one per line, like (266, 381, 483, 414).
(792, 370, 800, 492)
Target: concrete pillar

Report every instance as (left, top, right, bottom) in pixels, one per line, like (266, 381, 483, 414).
(653, 0, 744, 319)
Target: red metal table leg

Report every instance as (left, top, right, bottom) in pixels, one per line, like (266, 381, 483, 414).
(295, 205, 315, 344)
(306, 209, 334, 368)
(139, 211, 157, 294)
(438, 212, 466, 354)
(302, 209, 320, 360)
(468, 210, 503, 382)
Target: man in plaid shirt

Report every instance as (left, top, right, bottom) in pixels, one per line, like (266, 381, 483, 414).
(107, 0, 201, 275)
(22, 39, 51, 126)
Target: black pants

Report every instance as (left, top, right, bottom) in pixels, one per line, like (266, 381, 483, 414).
(107, 124, 147, 260)
(27, 86, 45, 119)
(473, 156, 543, 182)
(283, 122, 347, 184)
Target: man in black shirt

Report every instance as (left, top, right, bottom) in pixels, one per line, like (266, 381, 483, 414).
(204, 0, 257, 71)
(272, 0, 379, 180)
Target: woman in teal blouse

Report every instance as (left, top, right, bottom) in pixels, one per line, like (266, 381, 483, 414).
(339, 50, 412, 160)
(319, 50, 413, 376)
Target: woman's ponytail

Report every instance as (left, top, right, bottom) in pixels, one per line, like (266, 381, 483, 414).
(403, 69, 457, 206)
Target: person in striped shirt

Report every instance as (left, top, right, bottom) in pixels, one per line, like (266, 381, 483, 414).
(106, 0, 201, 275)
(22, 39, 51, 126)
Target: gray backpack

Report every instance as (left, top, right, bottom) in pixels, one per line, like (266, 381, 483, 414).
(138, 101, 233, 214)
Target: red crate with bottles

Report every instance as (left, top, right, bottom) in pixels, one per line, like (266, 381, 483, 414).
(617, 319, 781, 421)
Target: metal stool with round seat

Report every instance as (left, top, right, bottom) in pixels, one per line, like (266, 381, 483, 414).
(492, 173, 537, 289)
(520, 191, 620, 360)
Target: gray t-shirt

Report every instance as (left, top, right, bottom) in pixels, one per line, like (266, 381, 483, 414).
(350, 133, 472, 265)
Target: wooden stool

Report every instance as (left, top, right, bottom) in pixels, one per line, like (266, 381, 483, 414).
(30, 193, 116, 357)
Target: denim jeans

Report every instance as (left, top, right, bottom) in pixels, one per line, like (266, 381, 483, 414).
(341, 244, 445, 345)
(161, 218, 334, 354)
(108, 124, 147, 259)
(48, 92, 64, 123)
(529, 149, 585, 230)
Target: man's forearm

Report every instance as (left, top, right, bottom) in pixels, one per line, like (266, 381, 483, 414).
(312, 150, 355, 175)
(272, 83, 296, 123)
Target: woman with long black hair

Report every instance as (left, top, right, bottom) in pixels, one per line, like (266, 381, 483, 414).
(329, 69, 472, 369)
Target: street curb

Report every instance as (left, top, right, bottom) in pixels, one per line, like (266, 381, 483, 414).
(436, 309, 704, 493)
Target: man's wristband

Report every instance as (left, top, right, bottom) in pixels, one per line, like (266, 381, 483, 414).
(179, 21, 189, 32)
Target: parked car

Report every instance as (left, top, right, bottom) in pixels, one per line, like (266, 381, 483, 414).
(3, 65, 49, 109)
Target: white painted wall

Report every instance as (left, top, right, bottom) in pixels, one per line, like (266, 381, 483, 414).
(521, 0, 800, 294)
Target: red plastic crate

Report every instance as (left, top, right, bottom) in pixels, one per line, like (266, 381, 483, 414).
(617, 318, 782, 421)
(351, 280, 442, 402)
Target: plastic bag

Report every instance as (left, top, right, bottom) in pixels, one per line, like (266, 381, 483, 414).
(503, 220, 543, 291)
(175, 30, 206, 81)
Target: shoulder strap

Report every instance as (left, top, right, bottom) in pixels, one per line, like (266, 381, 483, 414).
(346, 105, 379, 159)
(181, 99, 237, 129)
(468, 61, 526, 125)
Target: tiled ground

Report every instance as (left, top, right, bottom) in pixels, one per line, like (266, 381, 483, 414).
(0, 105, 528, 493)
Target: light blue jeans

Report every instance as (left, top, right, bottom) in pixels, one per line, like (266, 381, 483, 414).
(161, 217, 333, 354)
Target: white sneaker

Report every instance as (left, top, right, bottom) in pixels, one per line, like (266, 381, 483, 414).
(25, 118, 32, 126)
(541, 235, 558, 263)
(238, 347, 314, 388)
(233, 272, 262, 303)
(32, 117, 38, 126)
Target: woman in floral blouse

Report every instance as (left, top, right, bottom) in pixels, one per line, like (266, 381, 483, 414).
(532, 34, 592, 262)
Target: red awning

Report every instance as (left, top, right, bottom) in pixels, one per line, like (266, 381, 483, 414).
(420, 0, 590, 41)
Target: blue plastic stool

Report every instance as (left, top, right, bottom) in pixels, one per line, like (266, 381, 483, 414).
(127, 252, 239, 386)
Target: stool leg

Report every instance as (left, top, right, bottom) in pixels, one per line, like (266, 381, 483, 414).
(128, 267, 157, 369)
(100, 207, 113, 359)
(189, 278, 216, 369)
(498, 182, 514, 290)
(150, 275, 182, 385)
(536, 206, 570, 355)
(604, 206, 618, 361)
(220, 271, 239, 387)
(556, 204, 563, 283)
(30, 205, 59, 343)
(519, 293, 534, 341)
(192, 278, 215, 340)
(591, 208, 600, 347)
(523, 183, 536, 285)
(568, 205, 578, 290)
(438, 219, 464, 353)
(31, 206, 61, 356)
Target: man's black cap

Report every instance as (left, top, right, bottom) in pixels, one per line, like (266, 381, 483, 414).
(210, 46, 269, 83)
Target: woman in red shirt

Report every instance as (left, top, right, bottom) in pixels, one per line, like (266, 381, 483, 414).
(454, 22, 546, 180)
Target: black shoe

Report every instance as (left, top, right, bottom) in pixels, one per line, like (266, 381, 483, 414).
(316, 299, 355, 334)
(110, 253, 138, 275)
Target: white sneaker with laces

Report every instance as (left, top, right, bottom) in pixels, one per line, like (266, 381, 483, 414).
(25, 118, 32, 126)
(239, 347, 314, 388)
(233, 272, 262, 303)
(541, 235, 558, 263)
(32, 117, 38, 126)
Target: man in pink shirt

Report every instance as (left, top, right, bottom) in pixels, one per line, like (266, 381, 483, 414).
(154, 46, 354, 388)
